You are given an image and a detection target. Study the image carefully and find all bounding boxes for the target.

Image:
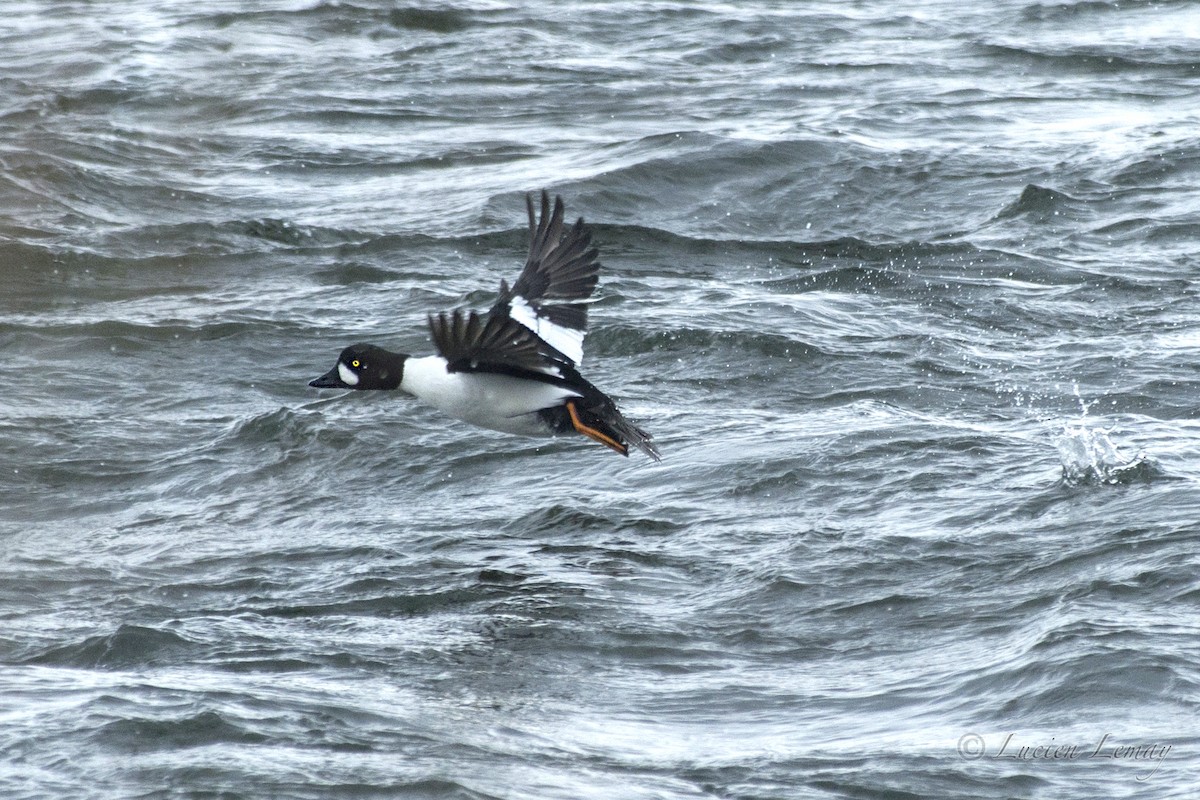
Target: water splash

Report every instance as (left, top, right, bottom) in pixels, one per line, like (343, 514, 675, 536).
(1054, 425, 1155, 486)
(1054, 386, 1157, 486)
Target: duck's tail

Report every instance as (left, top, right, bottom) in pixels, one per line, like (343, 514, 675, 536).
(540, 384, 660, 461)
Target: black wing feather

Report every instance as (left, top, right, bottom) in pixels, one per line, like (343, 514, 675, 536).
(492, 190, 600, 333)
(427, 192, 600, 376)
(428, 309, 568, 375)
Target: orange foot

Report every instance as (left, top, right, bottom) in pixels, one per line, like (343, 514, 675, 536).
(565, 400, 628, 456)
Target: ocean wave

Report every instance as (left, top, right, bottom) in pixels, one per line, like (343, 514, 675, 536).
(977, 41, 1200, 72)
(23, 624, 196, 669)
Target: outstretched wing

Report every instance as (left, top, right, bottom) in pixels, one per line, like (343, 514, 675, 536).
(427, 309, 571, 377)
(491, 190, 600, 365)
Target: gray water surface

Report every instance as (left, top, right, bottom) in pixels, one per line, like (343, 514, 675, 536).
(3, 2, 1199, 798)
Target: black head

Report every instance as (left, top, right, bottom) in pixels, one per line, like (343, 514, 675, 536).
(309, 343, 408, 390)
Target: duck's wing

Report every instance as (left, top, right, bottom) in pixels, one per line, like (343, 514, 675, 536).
(427, 308, 571, 378)
(490, 190, 600, 366)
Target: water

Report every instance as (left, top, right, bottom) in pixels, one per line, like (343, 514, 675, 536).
(2, 2, 1199, 798)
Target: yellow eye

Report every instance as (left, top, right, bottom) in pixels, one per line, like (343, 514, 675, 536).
(351, 360, 361, 368)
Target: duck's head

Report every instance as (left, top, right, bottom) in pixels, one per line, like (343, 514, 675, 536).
(309, 343, 407, 390)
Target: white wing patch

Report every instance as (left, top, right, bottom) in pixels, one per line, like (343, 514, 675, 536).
(508, 295, 586, 366)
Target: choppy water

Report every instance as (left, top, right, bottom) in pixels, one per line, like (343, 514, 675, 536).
(3, 2, 1200, 798)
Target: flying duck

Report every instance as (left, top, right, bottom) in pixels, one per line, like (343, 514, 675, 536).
(309, 191, 660, 461)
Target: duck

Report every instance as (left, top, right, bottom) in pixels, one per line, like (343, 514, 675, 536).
(309, 191, 660, 461)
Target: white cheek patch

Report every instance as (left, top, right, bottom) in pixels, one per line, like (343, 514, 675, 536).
(337, 362, 360, 386)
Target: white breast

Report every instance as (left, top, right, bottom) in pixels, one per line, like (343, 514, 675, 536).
(399, 356, 579, 436)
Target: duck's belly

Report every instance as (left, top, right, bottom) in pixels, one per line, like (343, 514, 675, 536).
(401, 356, 579, 437)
